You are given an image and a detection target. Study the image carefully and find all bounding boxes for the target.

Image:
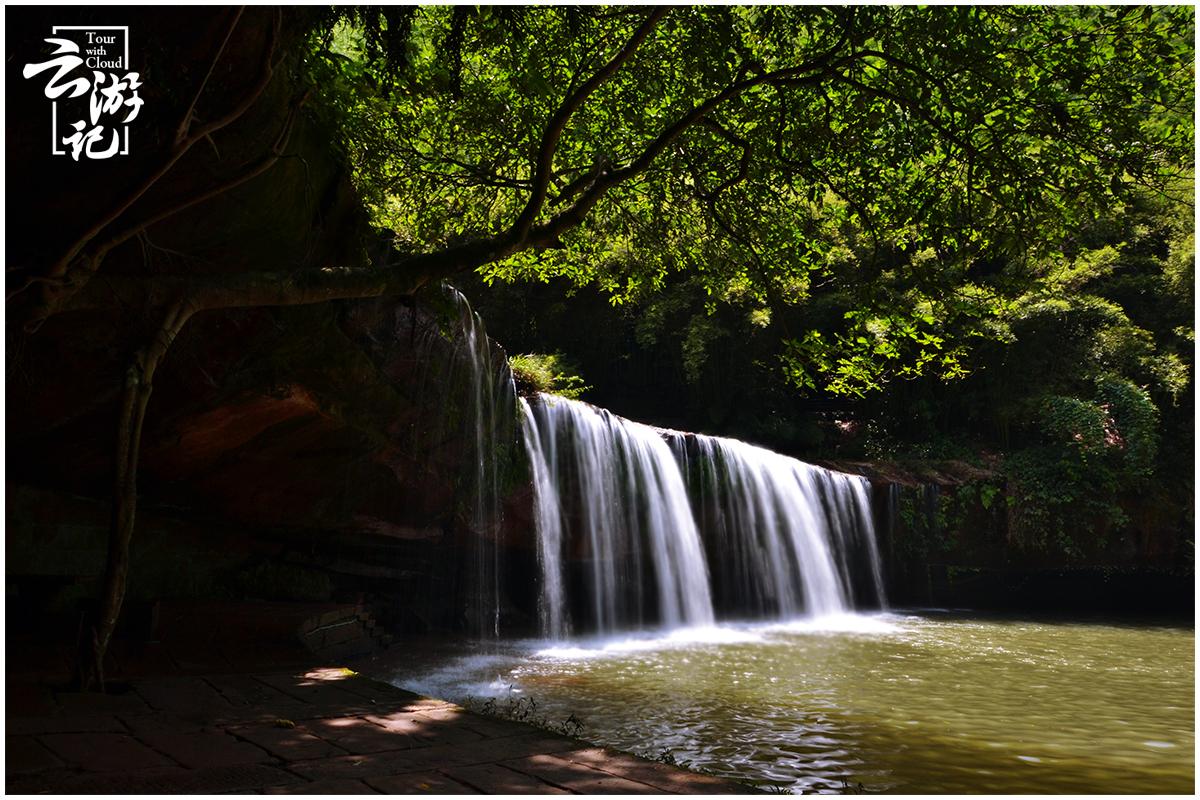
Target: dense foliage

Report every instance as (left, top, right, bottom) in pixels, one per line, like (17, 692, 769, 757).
(306, 6, 1191, 381)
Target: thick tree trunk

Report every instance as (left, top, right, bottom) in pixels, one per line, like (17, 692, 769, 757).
(75, 301, 195, 691)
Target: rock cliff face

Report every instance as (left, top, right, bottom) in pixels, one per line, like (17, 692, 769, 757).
(6, 7, 536, 635)
(834, 462, 1193, 615)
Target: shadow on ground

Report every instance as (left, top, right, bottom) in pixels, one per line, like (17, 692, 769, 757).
(6, 667, 751, 794)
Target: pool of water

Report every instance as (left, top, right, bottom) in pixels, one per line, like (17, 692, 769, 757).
(383, 612, 1194, 793)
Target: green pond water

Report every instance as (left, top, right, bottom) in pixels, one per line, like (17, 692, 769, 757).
(389, 612, 1194, 794)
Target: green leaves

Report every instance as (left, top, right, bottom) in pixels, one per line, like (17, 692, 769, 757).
(305, 6, 1192, 301)
(508, 353, 590, 399)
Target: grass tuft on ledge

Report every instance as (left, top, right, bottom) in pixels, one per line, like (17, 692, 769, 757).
(509, 353, 590, 399)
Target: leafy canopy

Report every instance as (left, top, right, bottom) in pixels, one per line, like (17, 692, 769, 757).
(306, 5, 1193, 390)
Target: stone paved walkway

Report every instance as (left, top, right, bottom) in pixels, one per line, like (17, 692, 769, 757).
(6, 668, 752, 794)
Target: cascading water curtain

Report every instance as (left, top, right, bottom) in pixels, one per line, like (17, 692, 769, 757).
(519, 398, 568, 640)
(443, 286, 516, 638)
(523, 393, 888, 637)
(669, 432, 887, 616)
(520, 395, 714, 636)
(670, 434, 847, 618)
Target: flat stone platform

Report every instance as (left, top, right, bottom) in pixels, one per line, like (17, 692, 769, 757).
(6, 668, 752, 794)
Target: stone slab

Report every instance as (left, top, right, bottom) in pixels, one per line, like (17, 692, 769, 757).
(363, 711, 485, 747)
(288, 732, 581, 780)
(5, 767, 89, 794)
(206, 674, 304, 708)
(265, 778, 381, 794)
(53, 689, 151, 717)
(366, 771, 482, 794)
(137, 730, 275, 768)
(132, 676, 235, 716)
(7, 666, 756, 795)
(28, 763, 304, 794)
(301, 715, 418, 754)
(556, 747, 751, 793)
(38, 732, 177, 772)
(230, 722, 350, 761)
(446, 762, 573, 794)
(6, 735, 65, 774)
(254, 672, 368, 707)
(502, 753, 664, 794)
(335, 675, 429, 704)
(6, 713, 126, 735)
(414, 706, 534, 739)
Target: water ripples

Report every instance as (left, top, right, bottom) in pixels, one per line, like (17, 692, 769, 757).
(390, 613, 1193, 793)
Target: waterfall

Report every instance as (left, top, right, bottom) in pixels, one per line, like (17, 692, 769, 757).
(672, 433, 885, 618)
(519, 397, 568, 640)
(522, 393, 886, 636)
(442, 286, 516, 638)
(520, 395, 714, 635)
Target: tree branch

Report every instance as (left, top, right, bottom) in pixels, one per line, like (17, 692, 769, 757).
(175, 6, 246, 147)
(97, 90, 307, 262)
(527, 53, 855, 249)
(509, 7, 668, 242)
(698, 118, 752, 201)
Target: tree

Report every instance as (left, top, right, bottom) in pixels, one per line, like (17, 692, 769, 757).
(299, 4, 1191, 399)
(7, 5, 1193, 685)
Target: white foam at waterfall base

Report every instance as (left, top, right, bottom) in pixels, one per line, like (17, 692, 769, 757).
(399, 616, 904, 704)
(754, 611, 903, 636)
(534, 624, 767, 659)
(533, 615, 903, 660)
(398, 652, 524, 702)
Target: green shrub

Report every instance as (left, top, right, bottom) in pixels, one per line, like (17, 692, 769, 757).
(509, 353, 589, 399)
